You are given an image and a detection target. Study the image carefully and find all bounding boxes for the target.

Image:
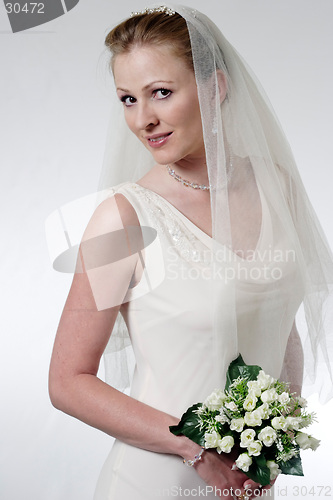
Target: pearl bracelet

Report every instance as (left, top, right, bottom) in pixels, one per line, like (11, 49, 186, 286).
(183, 447, 205, 467)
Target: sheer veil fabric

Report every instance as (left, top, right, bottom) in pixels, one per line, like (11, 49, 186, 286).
(96, 4, 333, 402)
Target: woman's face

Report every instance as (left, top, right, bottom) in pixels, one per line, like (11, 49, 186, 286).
(113, 45, 206, 166)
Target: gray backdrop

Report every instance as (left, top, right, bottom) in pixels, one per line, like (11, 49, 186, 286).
(1, 1, 332, 499)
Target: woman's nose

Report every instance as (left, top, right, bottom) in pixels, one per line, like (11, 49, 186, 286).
(135, 102, 159, 130)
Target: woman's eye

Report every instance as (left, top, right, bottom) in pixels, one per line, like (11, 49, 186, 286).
(120, 95, 136, 107)
(153, 88, 172, 99)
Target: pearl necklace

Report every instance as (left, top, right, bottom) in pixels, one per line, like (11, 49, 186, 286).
(166, 165, 210, 191)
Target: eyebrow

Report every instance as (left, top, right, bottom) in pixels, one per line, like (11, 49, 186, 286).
(116, 80, 174, 93)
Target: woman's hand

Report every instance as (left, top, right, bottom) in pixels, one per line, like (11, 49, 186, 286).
(181, 441, 264, 499)
(196, 449, 261, 499)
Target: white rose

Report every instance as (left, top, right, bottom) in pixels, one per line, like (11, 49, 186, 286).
(267, 460, 281, 480)
(295, 432, 321, 451)
(278, 391, 290, 405)
(240, 428, 256, 447)
(217, 435, 234, 454)
(258, 426, 277, 447)
(295, 432, 311, 450)
(243, 394, 258, 411)
(225, 401, 238, 412)
(247, 440, 262, 457)
(244, 410, 262, 427)
(205, 430, 221, 449)
(256, 403, 271, 420)
(261, 388, 278, 404)
(308, 436, 321, 451)
(271, 416, 288, 432)
(286, 416, 302, 431)
(235, 453, 252, 472)
(247, 381, 262, 397)
(204, 389, 227, 411)
(257, 370, 274, 390)
(230, 418, 245, 432)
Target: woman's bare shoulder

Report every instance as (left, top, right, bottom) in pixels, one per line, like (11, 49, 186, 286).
(82, 191, 141, 242)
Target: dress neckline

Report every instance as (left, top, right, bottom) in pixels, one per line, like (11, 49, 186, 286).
(131, 182, 266, 261)
(133, 182, 213, 238)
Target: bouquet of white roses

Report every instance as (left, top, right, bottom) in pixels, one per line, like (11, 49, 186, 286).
(170, 355, 320, 486)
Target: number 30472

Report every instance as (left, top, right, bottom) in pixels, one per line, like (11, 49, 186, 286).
(5, 3, 45, 14)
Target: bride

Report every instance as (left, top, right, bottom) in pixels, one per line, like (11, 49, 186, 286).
(49, 5, 333, 500)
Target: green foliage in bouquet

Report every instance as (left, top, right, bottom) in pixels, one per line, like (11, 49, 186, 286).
(225, 355, 261, 390)
(170, 355, 319, 486)
(170, 403, 206, 446)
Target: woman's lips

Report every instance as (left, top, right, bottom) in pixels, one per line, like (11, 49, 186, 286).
(146, 132, 172, 148)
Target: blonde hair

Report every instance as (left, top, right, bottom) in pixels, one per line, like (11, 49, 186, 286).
(105, 12, 193, 72)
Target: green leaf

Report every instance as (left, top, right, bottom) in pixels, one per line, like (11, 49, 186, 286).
(279, 454, 304, 477)
(225, 354, 262, 391)
(169, 403, 206, 446)
(245, 454, 271, 486)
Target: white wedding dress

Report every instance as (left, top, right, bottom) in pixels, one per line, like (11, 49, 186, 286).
(93, 181, 304, 500)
